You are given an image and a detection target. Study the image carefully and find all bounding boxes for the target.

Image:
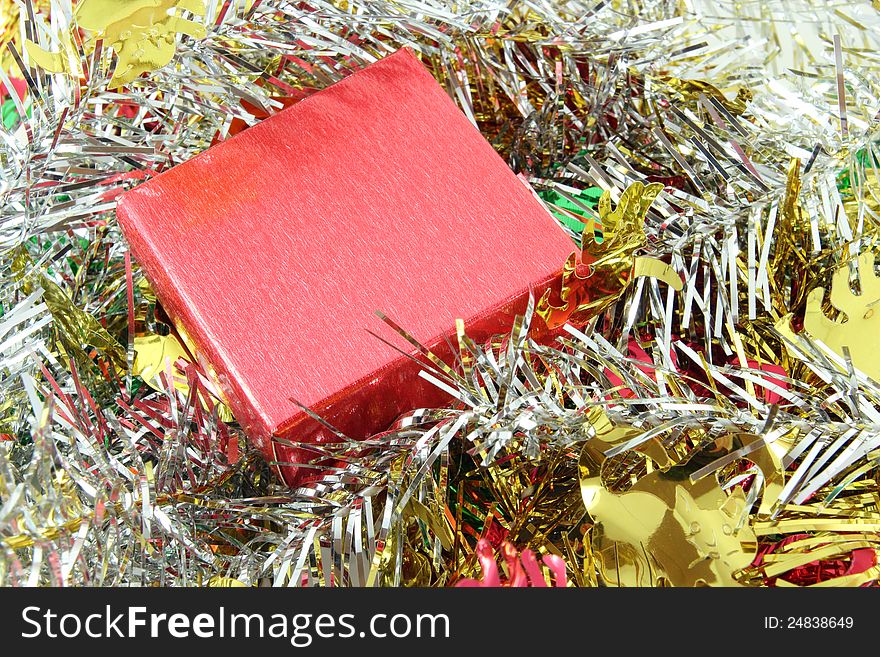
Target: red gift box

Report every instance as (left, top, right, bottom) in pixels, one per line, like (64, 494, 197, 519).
(117, 48, 573, 485)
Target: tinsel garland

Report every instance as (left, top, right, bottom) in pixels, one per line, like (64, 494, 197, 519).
(2, 0, 880, 587)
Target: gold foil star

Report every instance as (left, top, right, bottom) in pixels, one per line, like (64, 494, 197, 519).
(26, 0, 206, 88)
(537, 181, 682, 330)
(779, 251, 880, 381)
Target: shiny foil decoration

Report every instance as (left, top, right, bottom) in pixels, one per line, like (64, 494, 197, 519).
(3, 0, 880, 588)
(778, 251, 880, 382)
(25, 0, 207, 87)
(536, 181, 683, 329)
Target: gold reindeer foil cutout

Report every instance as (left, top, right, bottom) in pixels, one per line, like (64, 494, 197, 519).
(26, 0, 206, 87)
(578, 415, 768, 587)
(777, 251, 880, 381)
(537, 181, 682, 330)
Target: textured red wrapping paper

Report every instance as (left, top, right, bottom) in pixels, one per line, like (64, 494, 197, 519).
(117, 48, 574, 485)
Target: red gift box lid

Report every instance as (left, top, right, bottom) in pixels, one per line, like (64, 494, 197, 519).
(117, 48, 573, 484)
